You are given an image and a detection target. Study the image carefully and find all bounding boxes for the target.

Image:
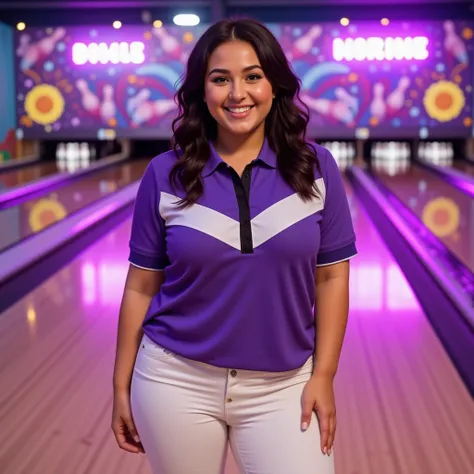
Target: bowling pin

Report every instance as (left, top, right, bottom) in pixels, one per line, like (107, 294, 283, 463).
(80, 142, 90, 168)
(128, 89, 151, 114)
(290, 25, 322, 60)
(20, 27, 66, 70)
(100, 84, 116, 123)
(432, 142, 441, 164)
(303, 94, 355, 126)
(38, 27, 66, 56)
(153, 99, 176, 117)
(387, 142, 397, 161)
(443, 20, 468, 64)
(386, 77, 410, 111)
(131, 98, 175, 125)
(77, 80, 100, 115)
(72, 142, 81, 164)
(334, 87, 358, 113)
(57, 143, 67, 172)
(16, 34, 30, 57)
(80, 142, 89, 159)
(372, 142, 380, 160)
(370, 83, 386, 121)
(153, 27, 182, 60)
(56, 142, 66, 160)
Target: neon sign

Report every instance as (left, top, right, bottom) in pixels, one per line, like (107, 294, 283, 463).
(72, 41, 145, 65)
(333, 36, 429, 61)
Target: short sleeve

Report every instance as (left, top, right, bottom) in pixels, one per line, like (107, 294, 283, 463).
(316, 148, 357, 267)
(128, 162, 168, 271)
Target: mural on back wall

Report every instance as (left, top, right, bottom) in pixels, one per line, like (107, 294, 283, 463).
(0, 21, 16, 162)
(14, 20, 474, 140)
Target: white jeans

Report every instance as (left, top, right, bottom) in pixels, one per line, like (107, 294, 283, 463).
(131, 334, 335, 474)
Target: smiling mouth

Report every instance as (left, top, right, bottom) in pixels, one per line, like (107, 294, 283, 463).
(224, 105, 255, 113)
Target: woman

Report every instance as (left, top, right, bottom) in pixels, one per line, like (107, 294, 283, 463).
(112, 18, 357, 474)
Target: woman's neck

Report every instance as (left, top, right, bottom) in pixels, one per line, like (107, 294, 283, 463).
(214, 127, 265, 159)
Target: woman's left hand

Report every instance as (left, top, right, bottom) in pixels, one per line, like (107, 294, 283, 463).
(300, 372, 336, 455)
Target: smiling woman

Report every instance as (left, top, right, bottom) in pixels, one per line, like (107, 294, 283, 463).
(169, 18, 322, 208)
(112, 17, 357, 474)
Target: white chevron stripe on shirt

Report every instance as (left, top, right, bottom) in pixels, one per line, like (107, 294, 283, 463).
(252, 178, 325, 248)
(159, 191, 242, 250)
(158, 178, 325, 250)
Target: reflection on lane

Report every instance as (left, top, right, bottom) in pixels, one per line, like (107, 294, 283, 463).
(0, 159, 149, 253)
(0, 162, 62, 190)
(372, 159, 474, 273)
(343, 175, 420, 313)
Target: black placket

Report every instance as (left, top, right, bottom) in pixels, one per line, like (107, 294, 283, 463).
(230, 164, 254, 254)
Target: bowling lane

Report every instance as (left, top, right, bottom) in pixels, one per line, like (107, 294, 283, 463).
(336, 177, 474, 473)
(1, 178, 473, 474)
(0, 159, 149, 253)
(372, 162, 474, 273)
(0, 162, 66, 190)
(0, 217, 239, 474)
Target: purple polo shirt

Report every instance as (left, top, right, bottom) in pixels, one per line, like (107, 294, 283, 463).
(128, 140, 357, 372)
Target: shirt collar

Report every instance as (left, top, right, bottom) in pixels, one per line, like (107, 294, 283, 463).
(202, 138, 276, 177)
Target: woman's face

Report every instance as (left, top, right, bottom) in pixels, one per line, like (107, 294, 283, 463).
(204, 40, 274, 140)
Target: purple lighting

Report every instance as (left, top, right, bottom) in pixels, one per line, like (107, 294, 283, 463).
(72, 41, 145, 65)
(333, 36, 429, 61)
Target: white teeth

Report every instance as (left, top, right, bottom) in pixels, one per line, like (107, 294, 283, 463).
(227, 106, 252, 113)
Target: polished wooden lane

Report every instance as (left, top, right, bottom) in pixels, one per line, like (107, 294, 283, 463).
(372, 162, 474, 273)
(0, 179, 472, 473)
(0, 159, 150, 253)
(0, 162, 61, 190)
(335, 179, 474, 474)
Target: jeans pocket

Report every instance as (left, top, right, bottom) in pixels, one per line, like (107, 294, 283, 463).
(139, 334, 177, 361)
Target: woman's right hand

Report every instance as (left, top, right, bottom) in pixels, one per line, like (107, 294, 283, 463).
(111, 390, 145, 454)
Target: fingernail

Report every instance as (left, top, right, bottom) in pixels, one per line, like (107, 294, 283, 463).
(301, 422, 308, 431)
(134, 435, 140, 443)
(328, 448, 332, 456)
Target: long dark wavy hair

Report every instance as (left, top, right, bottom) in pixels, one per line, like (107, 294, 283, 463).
(170, 18, 321, 207)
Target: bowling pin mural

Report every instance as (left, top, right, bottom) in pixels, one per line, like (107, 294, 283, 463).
(386, 76, 410, 113)
(370, 83, 387, 121)
(127, 88, 176, 125)
(334, 87, 359, 114)
(302, 93, 356, 127)
(76, 79, 100, 116)
(287, 26, 322, 61)
(13, 20, 472, 139)
(443, 20, 468, 64)
(127, 89, 151, 115)
(76, 80, 117, 125)
(153, 27, 185, 61)
(100, 84, 116, 123)
(130, 97, 176, 126)
(18, 27, 66, 70)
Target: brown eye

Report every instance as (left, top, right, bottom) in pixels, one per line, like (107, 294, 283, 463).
(211, 76, 228, 83)
(247, 74, 262, 81)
